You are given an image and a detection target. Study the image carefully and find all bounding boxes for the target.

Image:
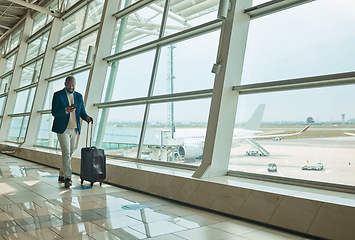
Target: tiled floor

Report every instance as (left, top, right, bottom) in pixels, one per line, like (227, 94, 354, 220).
(0, 154, 313, 240)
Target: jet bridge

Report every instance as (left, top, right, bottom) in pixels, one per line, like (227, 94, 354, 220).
(246, 139, 269, 156)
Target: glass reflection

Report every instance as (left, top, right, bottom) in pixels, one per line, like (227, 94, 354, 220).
(19, 59, 42, 87)
(52, 42, 79, 76)
(0, 74, 11, 94)
(163, 0, 219, 37)
(4, 54, 17, 73)
(36, 114, 58, 148)
(13, 88, 35, 114)
(111, 0, 165, 54)
(59, 8, 86, 43)
(94, 105, 146, 158)
(7, 116, 29, 143)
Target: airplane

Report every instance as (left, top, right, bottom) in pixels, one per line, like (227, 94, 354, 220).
(345, 132, 355, 136)
(177, 104, 311, 159)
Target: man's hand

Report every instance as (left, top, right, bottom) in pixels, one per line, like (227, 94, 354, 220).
(86, 116, 93, 123)
(66, 106, 75, 113)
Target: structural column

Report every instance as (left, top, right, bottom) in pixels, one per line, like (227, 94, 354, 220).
(21, 17, 63, 147)
(0, 11, 33, 142)
(193, 0, 252, 178)
(75, 0, 121, 152)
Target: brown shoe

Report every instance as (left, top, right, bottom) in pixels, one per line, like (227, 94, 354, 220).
(64, 179, 72, 188)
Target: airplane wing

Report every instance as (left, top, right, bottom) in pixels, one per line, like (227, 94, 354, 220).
(233, 125, 310, 140)
(345, 132, 355, 136)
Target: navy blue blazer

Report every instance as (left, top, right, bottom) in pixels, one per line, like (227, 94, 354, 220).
(51, 88, 89, 134)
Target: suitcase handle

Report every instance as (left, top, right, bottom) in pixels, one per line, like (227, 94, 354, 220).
(86, 121, 94, 148)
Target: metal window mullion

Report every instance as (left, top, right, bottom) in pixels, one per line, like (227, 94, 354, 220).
(0, 70, 14, 79)
(137, 0, 171, 159)
(245, 0, 315, 20)
(37, 34, 45, 56)
(95, 89, 213, 108)
(18, 87, 35, 141)
(46, 64, 91, 82)
(233, 71, 355, 95)
(73, 37, 82, 69)
(4, 47, 19, 59)
(8, 112, 31, 117)
(0, 93, 8, 98)
(14, 82, 37, 93)
(37, 109, 51, 114)
(53, 23, 100, 50)
(20, 54, 44, 68)
(95, 0, 132, 148)
(137, 47, 162, 159)
(104, 19, 222, 63)
(81, 3, 90, 32)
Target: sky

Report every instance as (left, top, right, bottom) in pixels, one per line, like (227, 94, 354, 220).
(99, 0, 355, 124)
(237, 0, 355, 123)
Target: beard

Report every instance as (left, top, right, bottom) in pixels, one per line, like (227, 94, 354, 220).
(65, 88, 74, 94)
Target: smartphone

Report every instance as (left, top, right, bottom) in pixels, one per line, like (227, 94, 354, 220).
(71, 103, 77, 108)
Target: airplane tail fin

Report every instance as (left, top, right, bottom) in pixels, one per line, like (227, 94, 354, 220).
(243, 104, 265, 131)
(300, 125, 310, 133)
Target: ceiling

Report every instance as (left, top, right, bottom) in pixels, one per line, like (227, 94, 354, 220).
(0, 0, 56, 40)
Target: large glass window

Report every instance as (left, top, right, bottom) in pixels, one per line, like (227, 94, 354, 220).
(84, 0, 105, 30)
(241, 0, 355, 85)
(9, 29, 22, 52)
(52, 42, 79, 75)
(32, 1, 56, 34)
(43, 70, 89, 110)
(163, 0, 219, 37)
(13, 88, 35, 114)
(4, 53, 17, 73)
(59, 0, 104, 44)
(76, 31, 98, 67)
(7, 116, 29, 143)
(103, 50, 155, 102)
(59, 8, 86, 43)
(0, 74, 11, 94)
(36, 114, 58, 147)
(140, 98, 211, 165)
(94, 105, 146, 158)
(0, 97, 6, 115)
(52, 31, 98, 76)
(153, 30, 220, 96)
(111, 0, 165, 54)
(19, 59, 43, 87)
(229, 85, 355, 186)
(25, 31, 49, 62)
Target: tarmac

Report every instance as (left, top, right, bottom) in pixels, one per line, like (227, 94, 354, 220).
(229, 135, 355, 186)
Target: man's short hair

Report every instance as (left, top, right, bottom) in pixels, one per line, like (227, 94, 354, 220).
(65, 76, 76, 83)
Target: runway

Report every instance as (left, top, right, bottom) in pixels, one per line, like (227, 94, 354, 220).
(229, 136, 355, 186)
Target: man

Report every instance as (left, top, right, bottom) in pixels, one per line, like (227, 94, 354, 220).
(51, 76, 93, 188)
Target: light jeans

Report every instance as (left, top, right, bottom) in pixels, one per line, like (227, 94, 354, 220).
(57, 128, 78, 180)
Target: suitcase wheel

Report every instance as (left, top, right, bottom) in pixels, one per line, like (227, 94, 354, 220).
(81, 179, 84, 185)
(90, 182, 94, 187)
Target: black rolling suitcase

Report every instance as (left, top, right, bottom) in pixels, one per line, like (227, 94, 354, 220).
(80, 121, 106, 187)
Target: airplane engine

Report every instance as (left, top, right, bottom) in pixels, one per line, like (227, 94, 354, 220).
(178, 144, 203, 159)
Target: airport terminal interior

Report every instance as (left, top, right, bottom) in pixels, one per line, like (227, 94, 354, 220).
(0, 0, 354, 239)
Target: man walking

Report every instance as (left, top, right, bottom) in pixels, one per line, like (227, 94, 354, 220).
(51, 76, 93, 188)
